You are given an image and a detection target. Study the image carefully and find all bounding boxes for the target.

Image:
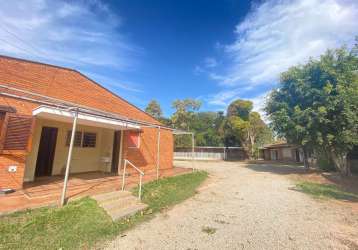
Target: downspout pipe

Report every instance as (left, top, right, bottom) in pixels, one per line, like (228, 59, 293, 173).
(60, 107, 78, 206)
(156, 127, 161, 180)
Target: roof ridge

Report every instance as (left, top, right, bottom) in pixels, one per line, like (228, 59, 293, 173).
(0, 54, 162, 125)
(0, 54, 76, 72)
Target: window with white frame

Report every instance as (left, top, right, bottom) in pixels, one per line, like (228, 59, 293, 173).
(66, 130, 96, 148)
(82, 132, 96, 147)
(66, 131, 82, 147)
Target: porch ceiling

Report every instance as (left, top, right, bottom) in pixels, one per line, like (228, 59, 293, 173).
(32, 106, 141, 130)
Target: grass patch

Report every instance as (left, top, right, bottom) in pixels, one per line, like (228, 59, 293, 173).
(201, 226, 217, 235)
(136, 170, 208, 213)
(0, 171, 208, 250)
(295, 181, 358, 201)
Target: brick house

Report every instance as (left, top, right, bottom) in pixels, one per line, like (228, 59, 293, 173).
(260, 142, 303, 162)
(0, 55, 174, 192)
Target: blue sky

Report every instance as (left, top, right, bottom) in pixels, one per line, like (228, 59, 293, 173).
(0, 0, 357, 117)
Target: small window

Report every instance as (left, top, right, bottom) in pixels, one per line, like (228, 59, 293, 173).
(127, 131, 140, 148)
(83, 132, 96, 148)
(66, 131, 82, 147)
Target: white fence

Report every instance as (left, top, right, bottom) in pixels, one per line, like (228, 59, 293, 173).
(174, 146, 248, 161)
(174, 151, 225, 160)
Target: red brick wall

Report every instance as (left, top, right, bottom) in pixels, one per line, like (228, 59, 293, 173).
(0, 97, 35, 189)
(122, 128, 173, 173)
(0, 96, 174, 189)
(0, 154, 26, 189)
(0, 55, 175, 188)
(0, 56, 160, 125)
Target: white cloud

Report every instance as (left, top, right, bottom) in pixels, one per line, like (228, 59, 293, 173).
(207, 0, 358, 108)
(249, 92, 270, 121)
(84, 71, 143, 93)
(0, 0, 138, 70)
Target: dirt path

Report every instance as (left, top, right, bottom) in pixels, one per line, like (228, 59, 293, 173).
(104, 161, 358, 250)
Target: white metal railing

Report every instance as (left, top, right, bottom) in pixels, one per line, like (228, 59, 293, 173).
(121, 159, 145, 200)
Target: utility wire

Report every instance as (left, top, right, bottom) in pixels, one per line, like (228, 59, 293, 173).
(0, 18, 48, 58)
(0, 38, 37, 58)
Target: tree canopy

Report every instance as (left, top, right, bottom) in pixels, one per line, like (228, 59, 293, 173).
(145, 100, 163, 119)
(227, 99, 253, 119)
(171, 98, 201, 130)
(266, 45, 358, 175)
(222, 99, 272, 157)
(144, 98, 272, 156)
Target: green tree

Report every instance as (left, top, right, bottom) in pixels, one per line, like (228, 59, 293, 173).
(171, 98, 201, 147)
(221, 116, 249, 147)
(227, 99, 253, 119)
(223, 99, 272, 158)
(191, 112, 224, 146)
(248, 112, 272, 158)
(145, 100, 163, 119)
(266, 45, 358, 175)
(171, 98, 201, 130)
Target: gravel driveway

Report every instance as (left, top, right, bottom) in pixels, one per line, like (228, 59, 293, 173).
(104, 161, 358, 250)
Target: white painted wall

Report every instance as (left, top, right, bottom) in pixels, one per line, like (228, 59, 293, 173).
(24, 118, 115, 182)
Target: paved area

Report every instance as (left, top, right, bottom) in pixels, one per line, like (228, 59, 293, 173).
(0, 167, 189, 214)
(105, 161, 358, 250)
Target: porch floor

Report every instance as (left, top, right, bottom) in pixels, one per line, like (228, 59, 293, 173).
(0, 167, 191, 214)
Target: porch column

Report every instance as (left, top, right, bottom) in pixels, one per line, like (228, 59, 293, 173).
(60, 108, 78, 206)
(192, 133, 195, 162)
(118, 130, 124, 173)
(156, 127, 160, 180)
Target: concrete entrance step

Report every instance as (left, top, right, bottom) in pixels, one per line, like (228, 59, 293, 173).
(92, 190, 148, 221)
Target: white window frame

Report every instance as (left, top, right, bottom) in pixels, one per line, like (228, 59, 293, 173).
(66, 129, 97, 148)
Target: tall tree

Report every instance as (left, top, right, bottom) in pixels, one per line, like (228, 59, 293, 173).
(223, 99, 272, 157)
(192, 112, 225, 146)
(221, 115, 249, 147)
(266, 45, 358, 175)
(248, 112, 272, 158)
(145, 100, 163, 119)
(227, 99, 253, 119)
(171, 98, 201, 148)
(171, 98, 201, 130)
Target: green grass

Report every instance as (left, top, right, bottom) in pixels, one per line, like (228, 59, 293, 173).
(0, 171, 208, 250)
(295, 181, 358, 201)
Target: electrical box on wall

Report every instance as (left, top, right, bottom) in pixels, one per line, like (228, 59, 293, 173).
(8, 165, 17, 173)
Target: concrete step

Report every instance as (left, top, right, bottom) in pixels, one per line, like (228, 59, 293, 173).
(109, 203, 148, 221)
(91, 190, 148, 221)
(101, 196, 138, 210)
(92, 190, 132, 203)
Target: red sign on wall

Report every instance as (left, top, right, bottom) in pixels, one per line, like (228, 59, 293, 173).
(127, 131, 140, 148)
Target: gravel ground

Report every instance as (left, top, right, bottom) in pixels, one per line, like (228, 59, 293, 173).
(104, 161, 358, 250)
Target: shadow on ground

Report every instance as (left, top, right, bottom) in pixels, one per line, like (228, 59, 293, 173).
(245, 163, 312, 175)
(245, 162, 358, 202)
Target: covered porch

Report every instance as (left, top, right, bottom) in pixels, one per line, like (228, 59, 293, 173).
(0, 167, 191, 214)
(24, 105, 141, 184)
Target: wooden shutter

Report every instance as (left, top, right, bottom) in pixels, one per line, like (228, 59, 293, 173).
(0, 114, 35, 152)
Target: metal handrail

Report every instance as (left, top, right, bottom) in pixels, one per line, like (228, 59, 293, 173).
(121, 159, 144, 200)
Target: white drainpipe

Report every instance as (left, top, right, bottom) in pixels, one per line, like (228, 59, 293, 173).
(156, 127, 161, 180)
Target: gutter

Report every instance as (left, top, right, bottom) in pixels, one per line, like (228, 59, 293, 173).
(0, 84, 174, 130)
